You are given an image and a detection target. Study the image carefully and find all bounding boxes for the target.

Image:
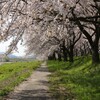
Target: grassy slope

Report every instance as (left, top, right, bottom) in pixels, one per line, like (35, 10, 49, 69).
(0, 61, 41, 98)
(47, 57, 100, 100)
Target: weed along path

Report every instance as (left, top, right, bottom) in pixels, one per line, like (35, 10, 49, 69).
(5, 62, 55, 100)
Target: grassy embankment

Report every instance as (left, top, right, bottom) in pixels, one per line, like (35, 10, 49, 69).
(47, 57, 100, 100)
(0, 61, 41, 99)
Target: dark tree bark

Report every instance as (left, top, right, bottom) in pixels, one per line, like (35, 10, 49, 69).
(58, 52, 62, 61)
(83, 43, 87, 55)
(62, 40, 68, 61)
(74, 49, 78, 56)
(70, 5, 100, 63)
(48, 51, 56, 60)
(52, 51, 56, 60)
(92, 41, 100, 63)
(75, 20, 100, 63)
(68, 32, 81, 62)
(69, 45, 74, 62)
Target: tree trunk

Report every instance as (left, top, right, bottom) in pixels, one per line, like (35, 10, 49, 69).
(75, 49, 78, 56)
(69, 45, 74, 62)
(63, 52, 68, 61)
(75, 19, 100, 63)
(62, 41, 68, 61)
(52, 51, 56, 60)
(92, 47, 100, 64)
(58, 53, 62, 61)
(48, 51, 56, 60)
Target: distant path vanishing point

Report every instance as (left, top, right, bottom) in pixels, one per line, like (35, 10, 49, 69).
(5, 62, 55, 100)
(0, 62, 11, 66)
(0, 62, 4, 66)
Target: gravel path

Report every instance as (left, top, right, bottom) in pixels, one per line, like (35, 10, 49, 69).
(5, 62, 55, 100)
(0, 62, 11, 66)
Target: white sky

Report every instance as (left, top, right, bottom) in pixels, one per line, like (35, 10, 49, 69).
(0, 40, 26, 56)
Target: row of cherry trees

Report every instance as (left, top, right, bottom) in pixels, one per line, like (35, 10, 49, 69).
(0, 0, 100, 63)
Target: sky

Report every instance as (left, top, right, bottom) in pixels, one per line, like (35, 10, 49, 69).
(0, 40, 26, 57)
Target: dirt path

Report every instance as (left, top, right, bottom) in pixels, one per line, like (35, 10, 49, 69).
(0, 62, 11, 66)
(0, 62, 4, 65)
(5, 62, 55, 100)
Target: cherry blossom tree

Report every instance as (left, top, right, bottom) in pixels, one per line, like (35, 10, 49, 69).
(0, 0, 100, 63)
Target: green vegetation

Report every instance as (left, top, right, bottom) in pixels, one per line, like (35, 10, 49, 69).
(47, 57, 100, 100)
(0, 61, 41, 99)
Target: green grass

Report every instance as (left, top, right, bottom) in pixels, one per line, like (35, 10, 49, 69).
(47, 57, 100, 100)
(0, 61, 41, 99)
